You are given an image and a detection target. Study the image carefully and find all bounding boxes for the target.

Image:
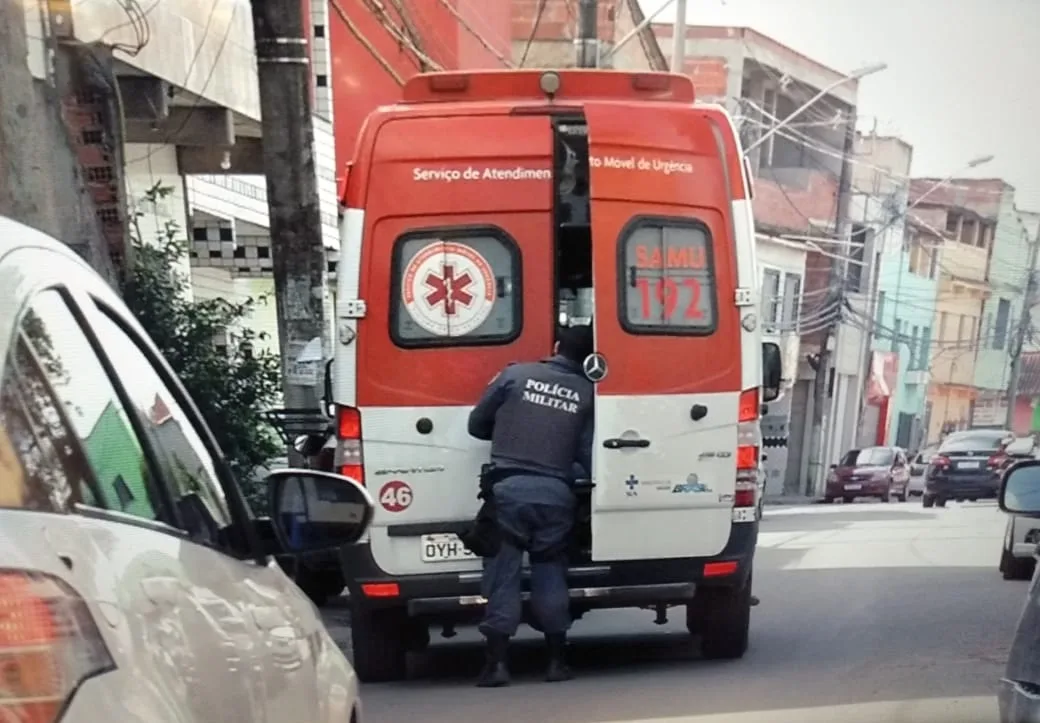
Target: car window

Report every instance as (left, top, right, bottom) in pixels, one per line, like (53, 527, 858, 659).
(939, 434, 1005, 453)
(391, 228, 521, 347)
(16, 291, 163, 519)
(0, 315, 100, 513)
(619, 218, 718, 334)
(840, 447, 894, 466)
(89, 305, 232, 533)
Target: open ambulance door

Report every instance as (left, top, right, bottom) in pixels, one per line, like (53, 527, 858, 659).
(584, 102, 745, 562)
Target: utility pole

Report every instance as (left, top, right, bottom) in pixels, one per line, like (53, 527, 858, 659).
(251, 0, 330, 416)
(805, 118, 856, 497)
(670, 0, 687, 72)
(1005, 241, 1040, 429)
(576, 0, 599, 68)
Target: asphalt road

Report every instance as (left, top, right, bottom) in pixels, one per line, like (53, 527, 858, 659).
(323, 499, 1029, 723)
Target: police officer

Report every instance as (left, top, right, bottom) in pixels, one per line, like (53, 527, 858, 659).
(467, 324, 595, 687)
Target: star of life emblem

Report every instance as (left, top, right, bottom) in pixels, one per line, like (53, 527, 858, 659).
(401, 241, 496, 337)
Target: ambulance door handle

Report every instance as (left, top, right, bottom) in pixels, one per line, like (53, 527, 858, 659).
(603, 438, 650, 449)
(690, 404, 708, 421)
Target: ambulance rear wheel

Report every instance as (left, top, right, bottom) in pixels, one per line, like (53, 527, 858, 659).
(350, 606, 408, 682)
(691, 571, 752, 660)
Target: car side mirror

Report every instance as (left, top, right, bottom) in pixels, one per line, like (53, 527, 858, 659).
(268, 469, 374, 553)
(999, 460, 1040, 517)
(762, 341, 782, 402)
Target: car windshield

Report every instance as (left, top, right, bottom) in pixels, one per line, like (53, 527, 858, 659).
(939, 434, 1007, 453)
(841, 448, 894, 467)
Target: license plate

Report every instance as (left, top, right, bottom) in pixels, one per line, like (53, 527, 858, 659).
(958, 460, 982, 469)
(844, 484, 862, 491)
(732, 507, 757, 523)
(420, 534, 476, 563)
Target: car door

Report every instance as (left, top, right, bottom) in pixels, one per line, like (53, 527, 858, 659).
(4, 254, 326, 722)
(72, 290, 332, 722)
(584, 102, 744, 561)
(7, 278, 270, 721)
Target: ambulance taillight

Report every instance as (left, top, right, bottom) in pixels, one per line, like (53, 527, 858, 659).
(335, 405, 365, 486)
(735, 388, 760, 510)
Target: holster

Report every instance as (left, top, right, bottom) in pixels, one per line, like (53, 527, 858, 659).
(459, 463, 510, 558)
(458, 496, 501, 558)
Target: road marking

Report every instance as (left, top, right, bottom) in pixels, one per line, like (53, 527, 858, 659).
(603, 696, 997, 722)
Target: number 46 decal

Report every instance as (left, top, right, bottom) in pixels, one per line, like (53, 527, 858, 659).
(378, 480, 413, 512)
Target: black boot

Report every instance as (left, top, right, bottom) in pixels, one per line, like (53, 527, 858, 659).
(544, 632, 573, 682)
(476, 631, 510, 688)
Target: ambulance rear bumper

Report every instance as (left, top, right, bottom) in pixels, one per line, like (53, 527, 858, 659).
(340, 520, 757, 616)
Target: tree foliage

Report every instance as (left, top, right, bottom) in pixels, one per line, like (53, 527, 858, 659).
(120, 184, 282, 511)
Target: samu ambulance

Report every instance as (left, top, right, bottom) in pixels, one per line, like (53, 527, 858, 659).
(328, 69, 783, 682)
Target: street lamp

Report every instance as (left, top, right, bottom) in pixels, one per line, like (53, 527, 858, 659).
(743, 62, 888, 156)
(909, 154, 994, 209)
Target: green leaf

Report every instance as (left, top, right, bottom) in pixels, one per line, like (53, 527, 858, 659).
(121, 187, 283, 514)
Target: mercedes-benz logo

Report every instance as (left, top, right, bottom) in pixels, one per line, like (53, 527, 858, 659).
(582, 352, 608, 382)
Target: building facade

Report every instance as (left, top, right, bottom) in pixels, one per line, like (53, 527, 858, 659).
(851, 135, 929, 450)
(973, 187, 1034, 426)
(654, 25, 862, 495)
(908, 182, 996, 442)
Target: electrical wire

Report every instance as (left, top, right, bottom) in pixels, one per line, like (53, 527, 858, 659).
(387, 0, 430, 63)
(126, 0, 239, 165)
(100, 0, 156, 56)
(363, 0, 443, 71)
(329, 0, 405, 86)
(433, 0, 514, 68)
(519, 0, 549, 68)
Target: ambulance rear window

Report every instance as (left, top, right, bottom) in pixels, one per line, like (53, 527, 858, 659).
(618, 218, 717, 334)
(391, 227, 521, 347)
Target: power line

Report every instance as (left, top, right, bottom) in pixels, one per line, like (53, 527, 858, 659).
(330, 0, 405, 86)
(519, 0, 549, 68)
(126, 0, 239, 165)
(363, 0, 443, 71)
(434, 0, 514, 68)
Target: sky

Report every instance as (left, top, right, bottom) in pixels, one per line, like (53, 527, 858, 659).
(640, 0, 1040, 212)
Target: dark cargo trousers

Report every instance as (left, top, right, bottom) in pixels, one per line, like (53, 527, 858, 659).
(478, 475, 575, 637)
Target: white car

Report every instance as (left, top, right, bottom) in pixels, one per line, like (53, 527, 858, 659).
(0, 218, 372, 721)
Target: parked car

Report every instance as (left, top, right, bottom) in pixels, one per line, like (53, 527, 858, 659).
(996, 460, 1040, 722)
(923, 429, 1011, 507)
(0, 218, 372, 722)
(824, 446, 911, 503)
(907, 445, 937, 498)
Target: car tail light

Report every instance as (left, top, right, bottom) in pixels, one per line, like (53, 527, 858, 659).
(733, 388, 760, 515)
(703, 561, 738, 578)
(738, 388, 759, 424)
(988, 453, 1007, 469)
(735, 446, 759, 507)
(0, 570, 114, 722)
(335, 405, 365, 485)
(734, 480, 757, 508)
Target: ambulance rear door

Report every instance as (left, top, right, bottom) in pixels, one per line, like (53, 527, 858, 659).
(584, 102, 743, 562)
(353, 112, 556, 577)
